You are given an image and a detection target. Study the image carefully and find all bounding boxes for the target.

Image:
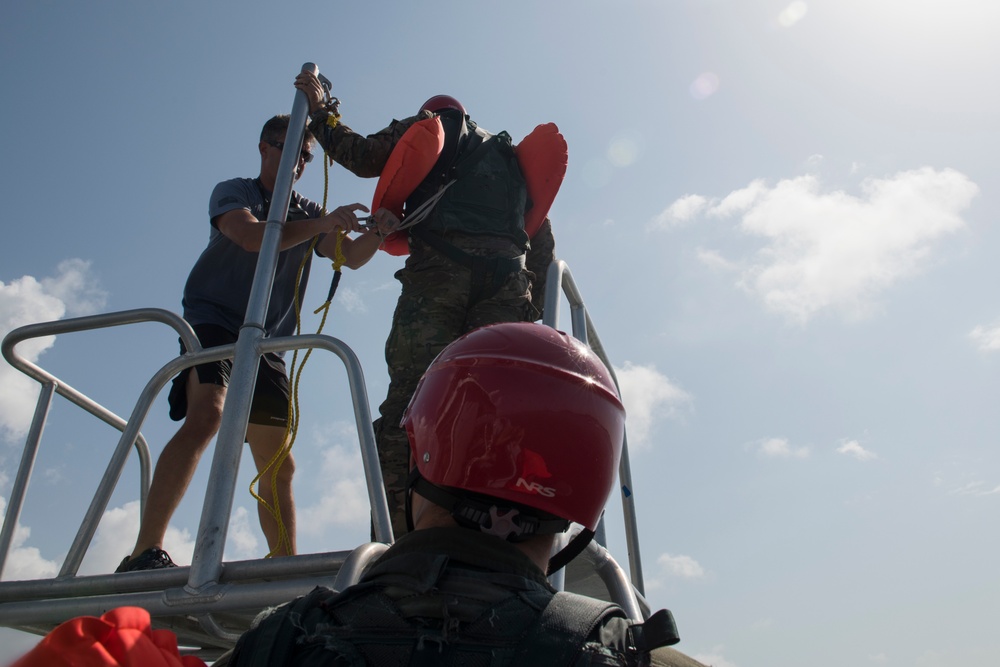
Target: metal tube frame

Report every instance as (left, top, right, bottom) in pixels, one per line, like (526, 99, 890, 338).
(542, 259, 646, 596)
(0, 63, 649, 648)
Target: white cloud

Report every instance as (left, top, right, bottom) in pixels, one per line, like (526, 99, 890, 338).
(837, 439, 878, 461)
(657, 552, 705, 579)
(0, 496, 262, 581)
(657, 168, 978, 323)
(752, 437, 810, 459)
(696, 248, 738, 272)
(614, 362, 692, 450)
(948, 481, 984, 495)
(78, 500, 196, 574)
(226, 506, 262, 561)
(947, 480, 1000, 497)
(75, 500, 259, 574)
(0, 261, 107, 442)
(709, 180, 769, 219)
(39, 260, 108, 317)
(298, 423, 372, 536)
(969, 322, 1000, 351)
(334, 286, 368, 314)
(0, 495, 59, 580)
(652, 194, 708, 228)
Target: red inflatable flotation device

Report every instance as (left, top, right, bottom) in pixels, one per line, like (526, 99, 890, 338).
(371, 117, 445, 256)
(516, 122, 568, 239)
(371, 120, 567, 256)
(11, 606, 207, 667)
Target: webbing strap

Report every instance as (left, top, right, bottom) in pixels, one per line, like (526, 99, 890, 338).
(409, 226, 526, 307)
(511, 591, 624, 667)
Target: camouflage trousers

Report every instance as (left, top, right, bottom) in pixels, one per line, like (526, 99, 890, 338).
(373, 239, 534, 539)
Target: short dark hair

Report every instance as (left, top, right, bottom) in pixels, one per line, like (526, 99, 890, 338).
(260, 114, 315, 146)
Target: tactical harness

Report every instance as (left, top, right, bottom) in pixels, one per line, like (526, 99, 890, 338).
(406, 122, 531, 308)
(229, 540, 680, 667)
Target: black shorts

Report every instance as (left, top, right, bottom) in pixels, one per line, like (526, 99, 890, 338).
(167, 323, 290, 427)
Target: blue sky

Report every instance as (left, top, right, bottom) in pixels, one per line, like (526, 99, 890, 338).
(2, 1, 999, 665)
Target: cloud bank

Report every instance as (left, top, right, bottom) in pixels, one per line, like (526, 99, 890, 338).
(614, 362, 692, 450)
(0, 261, 107, 442)
(969, 322, 1000, 351)
(654, 168, 978, 323)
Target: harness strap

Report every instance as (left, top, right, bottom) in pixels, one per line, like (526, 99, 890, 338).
(409, 225, 526, 307)
(628, 608, 681, 651)
(511, 591, 624, 667)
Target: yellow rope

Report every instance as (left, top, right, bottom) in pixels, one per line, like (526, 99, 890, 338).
(249, 136, 339, 558)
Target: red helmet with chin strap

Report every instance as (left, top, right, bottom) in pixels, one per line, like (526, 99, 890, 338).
(402, 322, 625, 539)
(419, 94, 466, 116)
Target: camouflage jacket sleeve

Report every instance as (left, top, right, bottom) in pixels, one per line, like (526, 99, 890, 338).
(308, 110, 434, 178)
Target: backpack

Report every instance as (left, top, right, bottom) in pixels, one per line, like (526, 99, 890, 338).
(229, 581, 679, 667)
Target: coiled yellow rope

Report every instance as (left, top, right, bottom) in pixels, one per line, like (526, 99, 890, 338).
(249, 136, 344, 558)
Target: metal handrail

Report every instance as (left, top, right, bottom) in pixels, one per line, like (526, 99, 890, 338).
(542, 260, 646, 596)
(0, 307, 198, 579)
(0, 63, 392, 648)
(0, 62, 646, 651)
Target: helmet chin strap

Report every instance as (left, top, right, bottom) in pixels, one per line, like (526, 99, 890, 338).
(404, 470, 594, 574)
(545, 528, 594, 575)
(406, 470, 569, 536)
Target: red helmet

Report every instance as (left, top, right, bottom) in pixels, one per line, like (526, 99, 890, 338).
(419, 94, 466, 116)
(402, 322, 625, 534)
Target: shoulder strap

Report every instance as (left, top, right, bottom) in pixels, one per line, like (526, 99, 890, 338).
(628, 608, 681, 652)
(511, 591, 626, 667)
(230, 586, 360, 667)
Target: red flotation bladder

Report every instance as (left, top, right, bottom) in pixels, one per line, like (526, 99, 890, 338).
(516, 122, 568, 239)
(11, 606, 207, 667)
(371, 117, 445, 256)
(371, 120, 567, 256)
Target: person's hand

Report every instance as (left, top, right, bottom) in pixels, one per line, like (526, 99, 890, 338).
(371, 208, 402, 237)
(324, 203, 368, 234)
(294, 72, 325, 114)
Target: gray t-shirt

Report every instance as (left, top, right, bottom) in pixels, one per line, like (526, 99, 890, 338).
(182, 178, 324, 344)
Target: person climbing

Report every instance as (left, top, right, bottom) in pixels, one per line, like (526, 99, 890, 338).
(294, 71, 558, 536)
(116, 114, 396, 572)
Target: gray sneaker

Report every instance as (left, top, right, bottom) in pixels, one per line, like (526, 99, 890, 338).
(115, 547, 177, 573)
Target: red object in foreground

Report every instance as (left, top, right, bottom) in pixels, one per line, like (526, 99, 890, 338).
(11, 606, 207, 667)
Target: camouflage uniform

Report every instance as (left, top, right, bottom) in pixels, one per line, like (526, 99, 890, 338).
(525, 217, 556, 320)
(309, 114, 545, 537)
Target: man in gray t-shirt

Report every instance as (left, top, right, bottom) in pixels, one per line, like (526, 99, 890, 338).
(116, 114, 398, 573)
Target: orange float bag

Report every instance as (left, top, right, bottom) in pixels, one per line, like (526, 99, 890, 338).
(10, 606, 207, 667)
(371, 118, 566, 256)
(371, 117, 445, 256)
(516, 122, 568, 239)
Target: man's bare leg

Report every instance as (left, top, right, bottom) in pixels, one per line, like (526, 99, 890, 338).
(247, 424, 297, 556)
(128, 370, 226, 560)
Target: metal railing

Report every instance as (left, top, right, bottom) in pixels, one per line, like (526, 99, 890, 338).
(542, 260, 646, 598)
(0, 62, 648, 656)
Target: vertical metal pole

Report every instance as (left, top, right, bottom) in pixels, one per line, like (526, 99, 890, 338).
(542, 260, 646, 595)
(0, 382, 54, 579)
(187, 63, 318, 591)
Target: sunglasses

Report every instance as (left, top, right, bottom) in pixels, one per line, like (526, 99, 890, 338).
(266, 140, 314, 163)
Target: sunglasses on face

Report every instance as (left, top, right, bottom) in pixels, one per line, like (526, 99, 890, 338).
(266, 140, 314, 163)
